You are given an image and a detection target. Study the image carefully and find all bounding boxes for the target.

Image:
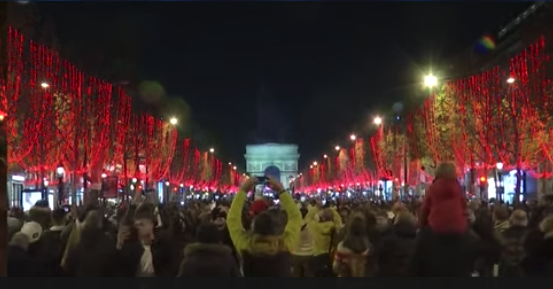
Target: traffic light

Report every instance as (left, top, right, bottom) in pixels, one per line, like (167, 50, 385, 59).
(479, 176, 487, 196)
(479, 176, 486, 184)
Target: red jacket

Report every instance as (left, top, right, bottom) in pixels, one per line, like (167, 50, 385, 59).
(418, 178, 467, 234)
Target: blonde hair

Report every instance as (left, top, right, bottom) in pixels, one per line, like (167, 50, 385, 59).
(539, 215, 553, 234)
(435, 163, 457, 179)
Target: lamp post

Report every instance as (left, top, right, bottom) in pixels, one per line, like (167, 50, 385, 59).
(496, 162, 504, 202)
(56, 163, 65, 206)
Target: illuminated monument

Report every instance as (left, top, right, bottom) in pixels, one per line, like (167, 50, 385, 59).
(244, 84, 300, 188)
(245, 144, 300, 189)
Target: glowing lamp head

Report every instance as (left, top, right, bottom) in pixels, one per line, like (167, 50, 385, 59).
(313, 161, 318, 166)
(323, 154, 327, 159)
(335, 146, 340, 151)
(424, 75, 437, 87)
(507, 77, 515, 84)
(496, 162, 504, 170)
(56, 165, 65, 175)
(228, 162, 232, 165)
(169, 117, 178, 125)
(350, 134, 356, 141)
(131, 178, 137, 184)
(101, 173, 107, 179)
(209, 148, 215, 153)
(232, 166, 237, 170)
(479, 177, 486, 183)
(165, 181, 170, 186)
(374, 116, 382, 125)
(40, 82, 50, 88)
(310, 165, 313, 169)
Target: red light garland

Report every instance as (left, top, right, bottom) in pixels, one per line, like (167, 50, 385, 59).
(1, 27, 237, 191)
(300, 35, 553, 192)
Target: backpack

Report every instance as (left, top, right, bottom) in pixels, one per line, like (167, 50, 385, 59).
(498, 231, 528, 277)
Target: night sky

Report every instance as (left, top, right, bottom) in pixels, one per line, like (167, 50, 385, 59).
(38, 2, 529, 170)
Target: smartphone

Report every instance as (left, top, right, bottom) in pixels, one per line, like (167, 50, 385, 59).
(256, 176, 267, 184)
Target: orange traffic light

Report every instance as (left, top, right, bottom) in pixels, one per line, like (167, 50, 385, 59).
(479, 177, 486, 183)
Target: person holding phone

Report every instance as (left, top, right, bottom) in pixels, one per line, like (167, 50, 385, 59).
(226, 176, 302, 277)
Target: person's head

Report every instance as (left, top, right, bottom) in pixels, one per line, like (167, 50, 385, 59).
(342, 215, 369, 253)
(51, 208, 66, 226)
(252, 211, 278, 236)
(493, 206, 509, 222)
(83, 210, 103, 231)
(510, 209, 528, 227)
(28, 204, 51, 229)
(10, 232, 30, 251)
(318, 208, 334, 222)
(134, 202, 155, 238)
(434, 163, 457, 180)
(211, 208, 227, 228)
(393, 210, 416, 226)
(196, 222, 222, 244)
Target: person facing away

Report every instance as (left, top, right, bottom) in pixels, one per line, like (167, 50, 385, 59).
(332, 214, 370, 277)
(177, 222, 241, 277)
(292, 207, 314, 277)
(63, 210, 118, 277)
(411, 163, 482, 277)
(305, 200, 342, 277)
(8, 232, 39, 277)
(226, 176, 302, 277)
(35, 208, 67, 276)
(418, 162, 467, 234)
(374, 210, 418, 277)
(496, 209, 529, 277)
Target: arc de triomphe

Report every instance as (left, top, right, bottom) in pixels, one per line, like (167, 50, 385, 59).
(244, 143, 300, 189)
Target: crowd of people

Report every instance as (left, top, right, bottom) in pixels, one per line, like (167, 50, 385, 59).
(6, 163, 553, 277)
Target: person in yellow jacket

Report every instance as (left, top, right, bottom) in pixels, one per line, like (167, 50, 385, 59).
(226, 176, 301, 277)
(305, 200, 342, 276)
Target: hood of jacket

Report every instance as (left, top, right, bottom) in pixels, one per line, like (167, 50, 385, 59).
(248, 235, 285, 255)
(184, 242, 232, 257)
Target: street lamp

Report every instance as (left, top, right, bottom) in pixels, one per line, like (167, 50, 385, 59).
(350, 134, 356, 141)
(323, 154, 327, 159)
(424, 75, 437, 88)
(313, 162, 318, 166)
(507, 77, 515, 84)
(374, 116, 382, 125)
(56, 163, 65, 205)
(169, 117, 178, 125)
(228, 162, 232, 165)
(232, 166, 237, 170)
(496, 162, 505, 202)
(335, 146, 340, 151)
(41, 82, 49, 88)
(209, 148, 215, 153)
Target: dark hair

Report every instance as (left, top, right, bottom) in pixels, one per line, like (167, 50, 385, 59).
(51, 208, 66, 225)
(134, 202, 155, 222)
(252, 211, 276, 236)
(342, 216, 370, 253)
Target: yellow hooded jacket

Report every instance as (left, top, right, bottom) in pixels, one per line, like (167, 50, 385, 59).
(306, 207, 342, 256)
(226, 191, 302, 255)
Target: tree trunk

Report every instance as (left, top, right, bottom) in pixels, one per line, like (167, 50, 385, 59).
(0, 2, 10, 277)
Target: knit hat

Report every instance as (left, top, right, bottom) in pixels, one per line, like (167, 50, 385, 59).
(250, 200, 269, 216)
(20, 221, 43, 243)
